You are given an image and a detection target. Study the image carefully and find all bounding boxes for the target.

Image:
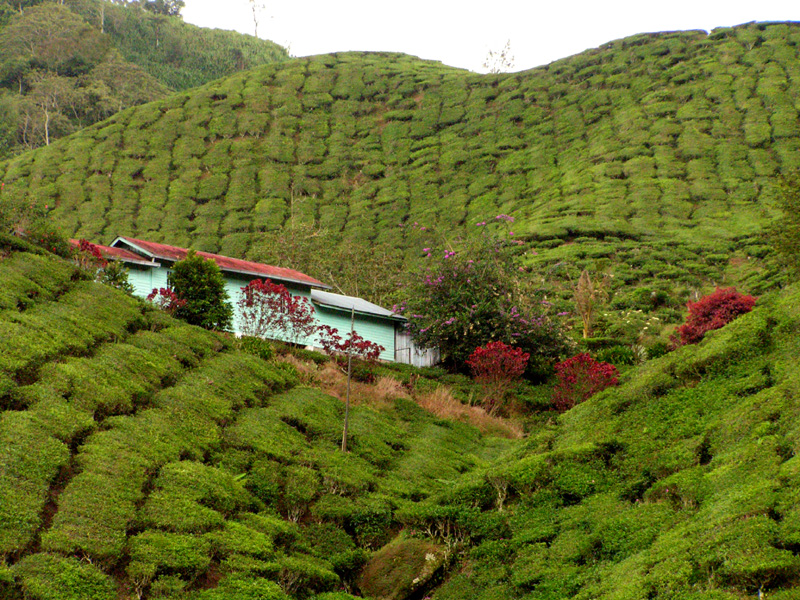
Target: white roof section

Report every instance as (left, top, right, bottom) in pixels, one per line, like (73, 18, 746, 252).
(311, 290, 405, 321)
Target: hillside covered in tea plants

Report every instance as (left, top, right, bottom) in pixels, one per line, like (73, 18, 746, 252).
(0, 234, 517, 599)
(1, 21, 798, 303)
(2, 211, 800, 599)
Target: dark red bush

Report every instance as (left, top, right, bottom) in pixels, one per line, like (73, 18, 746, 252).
(75, 239, 107, 271)
(466, 341, 530, 414)
(553, 353, 618, 412)
(146, 287, 186, 317)
(675, 287, 756, 346)
(317, 324, 384, 362)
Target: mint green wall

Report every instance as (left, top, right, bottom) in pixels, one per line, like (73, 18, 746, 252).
(125, 265, 168, 298)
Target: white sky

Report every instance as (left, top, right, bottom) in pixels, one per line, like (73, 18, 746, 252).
(182, 1, 799, 73)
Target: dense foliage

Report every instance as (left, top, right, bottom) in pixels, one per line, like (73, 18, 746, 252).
(0, 0, 287, 156)
(0, 243, 510, 599)
(3, 223, 800, 599)
(675, 286, 757, 345)
(4, 20, 800, 599)
(771, 174, 800, 279)
(552, 352, 619, 412)
(167, 249, 233, 330)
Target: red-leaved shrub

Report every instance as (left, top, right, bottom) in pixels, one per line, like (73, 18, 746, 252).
(146, 287, 186, 317)
(553, 353, 618, 412)
(317, 324, 385, 362)
(75, 239, 107, 271)
(466, 341, 530, 414)
(675, 287, 756, 346)
(237, 279, 318, 345)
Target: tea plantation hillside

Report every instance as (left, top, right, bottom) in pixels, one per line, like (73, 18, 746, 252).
(2, 22, 798, 297)
(3, 230, 800, 599)
(377, 283, 800, 599)
(0, 237, 515, 599)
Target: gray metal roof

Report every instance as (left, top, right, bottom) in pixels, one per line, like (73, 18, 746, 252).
(311, 290, 405, 321)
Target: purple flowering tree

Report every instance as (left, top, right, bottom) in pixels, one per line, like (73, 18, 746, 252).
(399, 215, 570, 379)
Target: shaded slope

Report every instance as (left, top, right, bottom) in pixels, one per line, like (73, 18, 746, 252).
(405, 285, 800, 599)
(0, 0, 288, 158)
(1, 22, 798, 293)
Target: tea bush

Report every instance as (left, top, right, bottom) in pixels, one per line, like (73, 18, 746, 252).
(13, 554, 115, 600)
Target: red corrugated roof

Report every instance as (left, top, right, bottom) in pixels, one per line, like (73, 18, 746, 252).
(69, 239, 158, 267)
(112, 236, 328, 288)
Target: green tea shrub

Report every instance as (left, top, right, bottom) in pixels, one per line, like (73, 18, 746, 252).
(128, 531, 211, 588)
(238, 513, 299, 549)
(13, 553, 115, 600)
(277, 554, 339, 596)
(226, 412, 310, 461)
(0, 282, 141, 376)
(192, 575, 289, 600)
(267, 388, 343, 443)
(148, 575, 186, 598)
(236, 336, 274, 361)
(0, 413, 70, 554)
(205, 521, 274, 560)
(282, 464, 321, 521)
(0, 251, 75, 311)
(140, 461, 252, 532)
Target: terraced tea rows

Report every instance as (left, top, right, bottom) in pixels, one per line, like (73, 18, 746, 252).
(1, 23, 798, 299)
(0, 247, 512, 599)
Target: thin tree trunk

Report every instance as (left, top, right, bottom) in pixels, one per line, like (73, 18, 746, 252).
(341, 306, 355, 453)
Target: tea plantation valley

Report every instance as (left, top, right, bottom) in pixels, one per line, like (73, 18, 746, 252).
(2, 15, 800, 600)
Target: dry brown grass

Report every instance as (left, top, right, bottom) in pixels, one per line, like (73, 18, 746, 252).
(314, 363, 409, 411)
(415, 385, 523, 439)
(274, 355, 522, 439)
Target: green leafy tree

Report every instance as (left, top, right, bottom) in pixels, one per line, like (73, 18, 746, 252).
(168, 250, 233, 331)
(0, 3, 109, 80)
(254, 221, 405, 307)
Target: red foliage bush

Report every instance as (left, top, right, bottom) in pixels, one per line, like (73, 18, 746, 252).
(552, 353, 619, 412)
(146, 287, 186, 317)
(467, 341, 529, 381)
(675, 287, 756, 346)
(237, 279, 317, 344)
(75, 239, 107, 271)
(466, 341, 530, 415)
(317, 324, 384, 362)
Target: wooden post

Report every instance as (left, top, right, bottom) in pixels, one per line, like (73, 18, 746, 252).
(341, 306, 355, 452)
